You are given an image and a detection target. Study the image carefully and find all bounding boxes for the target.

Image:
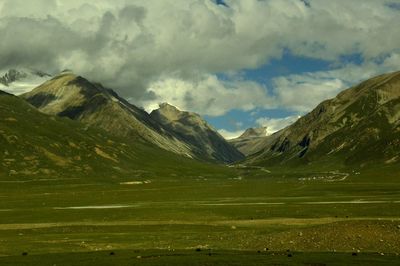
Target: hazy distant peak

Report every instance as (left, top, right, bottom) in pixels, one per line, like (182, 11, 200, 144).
(0, 68, 51, 85)
(0, 68, 52, 95)
(239, 127, 268, 139)
(0, 69, 28, 86)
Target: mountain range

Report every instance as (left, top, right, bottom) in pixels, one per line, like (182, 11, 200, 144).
(0, 89, 233, 179)
(1, 70, 399, 177)
(232, 71, 400, 170)
(21, 72, 243, 163)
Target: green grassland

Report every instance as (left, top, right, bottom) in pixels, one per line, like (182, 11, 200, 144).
(1, 167, 400, 265)
(1, 91, 400, 265)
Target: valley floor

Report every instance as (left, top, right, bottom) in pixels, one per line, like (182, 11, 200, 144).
(0, 168, 400, 265)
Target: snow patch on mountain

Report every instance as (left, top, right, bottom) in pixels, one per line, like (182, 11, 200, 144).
(0, 69, 51, 95)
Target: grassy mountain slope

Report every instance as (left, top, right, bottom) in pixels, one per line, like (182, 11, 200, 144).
(245, 71, 400, 170)
(0, 90, 233, 180)
(22, 73, 243, 163)
(21, 73, 194, 156)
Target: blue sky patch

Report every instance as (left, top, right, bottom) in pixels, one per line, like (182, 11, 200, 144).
(239, 52, 333, 87)
(205, 108, 299, 132)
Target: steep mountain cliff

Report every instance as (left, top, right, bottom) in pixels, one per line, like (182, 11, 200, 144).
(150, 103, 244, 163)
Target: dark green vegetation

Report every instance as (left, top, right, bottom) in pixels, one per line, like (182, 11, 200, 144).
(1, 250, 399, 266)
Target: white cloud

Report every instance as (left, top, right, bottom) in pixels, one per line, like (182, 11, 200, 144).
(271, 55, 400, 112)
(218, 129, 245, 140)
(142, 74, 274, 116)
(256, 115, 301, 134)
(273, 75, 344, 112)
(0, 0, 400, 116)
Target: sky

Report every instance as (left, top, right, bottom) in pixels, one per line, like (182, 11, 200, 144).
(0, 0, 400, 139)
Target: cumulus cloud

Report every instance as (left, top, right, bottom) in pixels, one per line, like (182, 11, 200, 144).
(142, 74, 274, 116)
(273, 75, 344, 112)
(0, 0, 400, 115)
(272, 55, 400, 112)
(218, 129, 245, 140)
(256, 115, 301, 134)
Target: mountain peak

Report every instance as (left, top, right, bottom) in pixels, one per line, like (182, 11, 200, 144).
(152, 102, 192, 123)
(22, 74, 243, 162)
(239, 127, 268, 139)
(159, 102, 179, 110)
(0, 68, 51, 95)
(0, 69, 28, 86)
(157, 102, 181, 117)
(151, 103, 244, 163)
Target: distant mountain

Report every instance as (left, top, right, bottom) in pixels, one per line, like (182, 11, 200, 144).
(239, 127, 268, 139)
(0, 90, 232, 179)
(0, 69, 28, 86)
(0, 68, 51, 95)
(244, 71, 400, 169)
(22, 73, 243, 163)
(229, 127, 269, 156)
(151, 103, 244, 163)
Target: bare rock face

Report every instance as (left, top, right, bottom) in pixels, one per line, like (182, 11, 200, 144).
(151, 103, 244, 163)
(22, 73, 243, 163)
(244, 71, 400, 167)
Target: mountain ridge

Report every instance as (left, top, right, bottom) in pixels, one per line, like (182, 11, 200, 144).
(229, 127, 270, 156)
(0, 89, 233, 179)
(151, 103, 244, 163)
(22, 73, 243, 163)
(243, 71, 400, 169)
